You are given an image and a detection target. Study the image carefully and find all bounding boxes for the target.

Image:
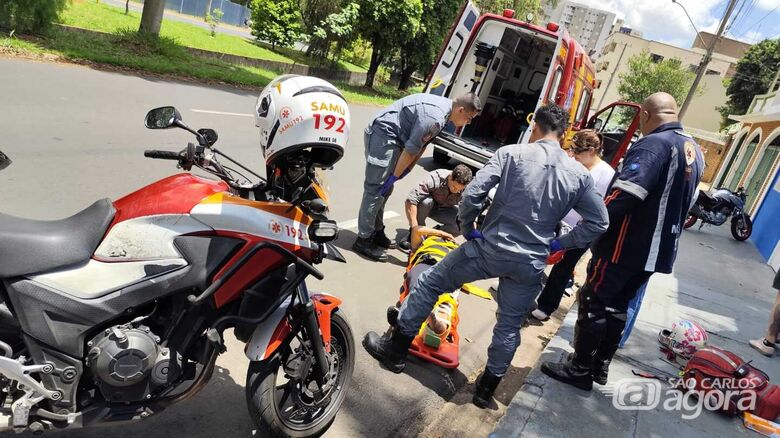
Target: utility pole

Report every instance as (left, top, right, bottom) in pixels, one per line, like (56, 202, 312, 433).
(678, 0, 739, 120)
(597, 42, 628, 109)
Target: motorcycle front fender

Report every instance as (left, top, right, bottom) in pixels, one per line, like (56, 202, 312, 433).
(244, 293, 343, 361)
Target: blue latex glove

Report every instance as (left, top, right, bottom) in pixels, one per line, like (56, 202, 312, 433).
(379, 174, 399, 197)
(549, 239, 564, 253)
(465, 229, 484, 241)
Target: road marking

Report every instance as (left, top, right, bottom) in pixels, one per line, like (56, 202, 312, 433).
(191, 109, 254, 117)
(338, 211, 400, 230)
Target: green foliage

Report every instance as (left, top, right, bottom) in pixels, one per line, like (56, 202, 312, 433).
(717, 38, 780, 128)
(4, 25, 406, 106)
(474, 0, 543, 23)
(0, 0, 68, 33)
(396, 0, 460, 90)
(250, 0, 301, 50)
(205, 8, 223, 37)
(357, 0, 422, 87)
(311, 2, 360, 60)
(617, 51, 697, 106)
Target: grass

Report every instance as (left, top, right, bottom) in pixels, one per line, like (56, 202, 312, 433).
(0, 27, 417, 107)
(60, 1, 367, 73)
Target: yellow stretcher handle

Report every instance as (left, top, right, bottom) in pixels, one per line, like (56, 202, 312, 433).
(460, 283, 493, 300)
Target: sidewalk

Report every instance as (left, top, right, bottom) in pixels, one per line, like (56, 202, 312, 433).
(494, 224, 779, 437)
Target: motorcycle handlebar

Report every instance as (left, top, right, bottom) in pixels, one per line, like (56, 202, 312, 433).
(144, 150, 181, 160)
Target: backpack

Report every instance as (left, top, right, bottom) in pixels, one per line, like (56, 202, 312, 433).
(682, 346, 779, 420)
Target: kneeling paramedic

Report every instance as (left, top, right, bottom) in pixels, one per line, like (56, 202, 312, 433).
(362, 104, 609, 408)
(541, 92, 704, 391)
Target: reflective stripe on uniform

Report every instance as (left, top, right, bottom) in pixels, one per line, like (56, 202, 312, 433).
(612, 179, 649, 200)
(645, 146, 678, 271)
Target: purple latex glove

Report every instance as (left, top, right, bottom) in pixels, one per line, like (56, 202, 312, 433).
(380, 174, 399, 197)
(465, 229, 484, 241)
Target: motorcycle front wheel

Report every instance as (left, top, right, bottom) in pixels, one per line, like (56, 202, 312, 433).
(246, 311, 354, 438)
(730, 214, 753, 241)
(683, 215, 698, 229)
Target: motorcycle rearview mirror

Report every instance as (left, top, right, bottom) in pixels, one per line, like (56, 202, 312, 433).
(145, 106, 182, 130)
(0, 150, 10, 171)
(197, 128, 218, 147)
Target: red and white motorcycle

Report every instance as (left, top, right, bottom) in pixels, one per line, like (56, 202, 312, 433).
(0, 76, 354, 436)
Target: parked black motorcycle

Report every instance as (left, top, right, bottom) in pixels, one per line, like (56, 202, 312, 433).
(684, 187, 752, 241)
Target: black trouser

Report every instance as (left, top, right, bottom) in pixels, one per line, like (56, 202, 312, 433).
(571, 255, 652, 372)
(536, 246, 589, 315)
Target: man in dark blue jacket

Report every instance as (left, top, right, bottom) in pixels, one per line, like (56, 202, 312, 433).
(541, 92, 705, 391)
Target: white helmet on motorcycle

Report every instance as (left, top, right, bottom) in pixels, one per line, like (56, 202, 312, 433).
(658, 319, 709, 360)
(254, 75, 348, 168)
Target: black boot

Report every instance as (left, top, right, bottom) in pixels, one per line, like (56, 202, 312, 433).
(352, 237, 388, 262)
(591, 359, 611, 385)
(541, 355, 593, 391)
(372, 227, 397, 249)
(472, 370, 502, 408)
(362, 330, 414, 373)
(591, 313, 625, 385)
(398, 227, 412, 252)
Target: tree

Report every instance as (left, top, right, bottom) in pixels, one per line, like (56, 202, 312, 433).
(299, 0, 344, 57)
(617, 51, 697, 107)
(474, 0, 543, 23)
(311, 3, 361, 61)
(204, 0, 213, 20)
(0, 0, 67, 33)
(205, 8, 223, 37)
(718, 38, 780, 128)
(358, 0, 423, 88)
(250, 0, 302, 51)
(139, 0, 166, 36)
(396, 0, 460, 90)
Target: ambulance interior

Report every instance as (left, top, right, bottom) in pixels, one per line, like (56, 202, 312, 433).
(451, 23, 558, 151)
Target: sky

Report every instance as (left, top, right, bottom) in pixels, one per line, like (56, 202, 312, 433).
(573, 0, 780, 48)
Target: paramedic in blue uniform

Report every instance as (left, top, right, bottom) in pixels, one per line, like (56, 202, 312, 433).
(362, 104, 609, 408)
(353, 93, 482, 262)
(541, 92, 705, 391)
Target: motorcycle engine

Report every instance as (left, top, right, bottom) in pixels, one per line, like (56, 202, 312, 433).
(86, 324, 180, 403)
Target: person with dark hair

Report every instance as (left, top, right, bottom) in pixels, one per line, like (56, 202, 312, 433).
(398, 164, 473, 251)
(541, 92, 704, 391)
(532, 130, 615, 321)
(362, 104, 609, 408)
(354, 93, 481, 262)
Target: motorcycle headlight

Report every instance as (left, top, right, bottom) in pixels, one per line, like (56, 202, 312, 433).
(308, 220, 339, 243)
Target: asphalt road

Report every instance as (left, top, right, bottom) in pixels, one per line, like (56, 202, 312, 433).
(0, 58, 498, 437)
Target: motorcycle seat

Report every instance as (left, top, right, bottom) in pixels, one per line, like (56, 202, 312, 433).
(0, 199, 115, 277)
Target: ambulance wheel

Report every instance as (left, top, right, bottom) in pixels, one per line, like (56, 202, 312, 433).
(433, 149, 450, 165)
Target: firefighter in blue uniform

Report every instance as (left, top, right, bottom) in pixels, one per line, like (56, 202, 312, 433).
(353, 93, 482, 262)
(541, 92, 705, 391)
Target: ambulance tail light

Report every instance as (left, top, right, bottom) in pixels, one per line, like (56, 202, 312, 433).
(503, 9, 515, 18)
(547, 22, 560, 32)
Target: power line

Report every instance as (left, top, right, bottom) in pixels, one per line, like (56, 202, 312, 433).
(735, 3, 780, 38)
(726, 0, 750, 33)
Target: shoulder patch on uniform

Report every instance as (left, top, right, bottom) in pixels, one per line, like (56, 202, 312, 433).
(628, 162, 640, 171)
(684, 141, 697, 165)
(422, 122, 441, 144)
(674, 129, 693, 139)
